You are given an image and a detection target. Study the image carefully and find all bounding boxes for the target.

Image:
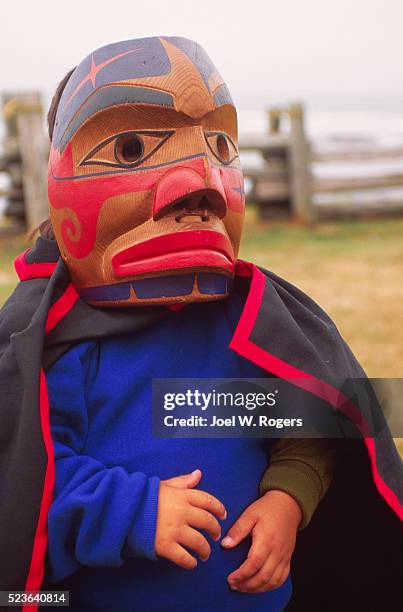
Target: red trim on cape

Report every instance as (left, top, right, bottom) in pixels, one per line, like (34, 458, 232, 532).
(23, 281, 78, 610)
(229, 262, 403, 521)
(234, 259, 254, 277)
(14, 250, 57, 281)
(45, 284, 79, 335)
(23, 371, 55, 603)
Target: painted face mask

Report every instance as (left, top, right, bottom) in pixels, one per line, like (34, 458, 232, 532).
(48, 36, 245, 306)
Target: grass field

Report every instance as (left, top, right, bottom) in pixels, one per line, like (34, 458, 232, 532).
(0, 232, 27, 307)
(1, 213, 403, 377)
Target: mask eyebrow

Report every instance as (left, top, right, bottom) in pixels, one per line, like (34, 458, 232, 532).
(56, 85, 174, 152)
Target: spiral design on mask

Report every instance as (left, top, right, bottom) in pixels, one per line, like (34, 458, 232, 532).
(62, 208, 82, 245)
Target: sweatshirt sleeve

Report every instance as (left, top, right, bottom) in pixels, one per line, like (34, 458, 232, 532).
(45, 341, 160, 582)
(259, 438, 338, 529)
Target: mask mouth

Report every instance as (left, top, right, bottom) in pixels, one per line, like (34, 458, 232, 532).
(111, 229, 234, 278)
(154, 187, 227, 221)
(173, 195, 215, 223)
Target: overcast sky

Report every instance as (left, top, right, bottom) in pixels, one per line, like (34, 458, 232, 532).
(2, 0, 403, 109)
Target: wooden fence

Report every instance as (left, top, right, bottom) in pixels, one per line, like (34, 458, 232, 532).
(1, 91, 48, 230)
(240, 104, 403, 222)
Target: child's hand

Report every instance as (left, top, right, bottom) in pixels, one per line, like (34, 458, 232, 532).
(221, 490, 301, 593)
(155, 469, 227, 570)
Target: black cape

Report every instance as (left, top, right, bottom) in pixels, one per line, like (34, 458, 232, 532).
(0, 236, 401, 612)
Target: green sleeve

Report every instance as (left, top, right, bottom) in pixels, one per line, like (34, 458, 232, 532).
(259, 438, 338, 529)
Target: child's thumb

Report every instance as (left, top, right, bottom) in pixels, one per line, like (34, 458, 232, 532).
(162, 469, 202, 489)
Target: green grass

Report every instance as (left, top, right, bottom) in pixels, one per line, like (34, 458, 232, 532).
(242, 215, 403, 258)
(0, 233, 27, 306)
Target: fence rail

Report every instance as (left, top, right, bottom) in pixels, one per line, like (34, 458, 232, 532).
(312, 147, 403, 162)
(239, 105, 403, 222)
(315, 174, 403, 193)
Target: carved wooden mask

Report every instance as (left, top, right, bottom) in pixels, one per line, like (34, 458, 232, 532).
(48, 37, 245, 306)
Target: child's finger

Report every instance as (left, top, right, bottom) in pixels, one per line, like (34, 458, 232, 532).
(235, 555, 277, 592)
(188, 489, 227, 520)
(178, 526, 211, 561)
(221, 508, 255, 548)
(226, 535, 268, 584)
(162, 469, 202, 489)
(232, 556, 278, 593)
(166, 543, 198, 570)
(263, 563, 290, 592)
(249, 562, 290, 593)
(187, 506, 222, 541)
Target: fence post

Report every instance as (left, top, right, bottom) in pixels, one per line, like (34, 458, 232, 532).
(3, 92, 49, 230)
(1, 93, 25, 224)
(288, 103, 315, 224)
(267, 108, 281, 133)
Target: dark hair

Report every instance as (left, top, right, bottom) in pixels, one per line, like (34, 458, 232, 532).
(32, 68, 76, 240)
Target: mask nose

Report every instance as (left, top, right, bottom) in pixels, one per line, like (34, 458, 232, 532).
(153, 166, 227, 220)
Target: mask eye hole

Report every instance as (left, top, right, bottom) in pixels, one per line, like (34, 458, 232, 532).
(216, 134, 230, 162)
(205, 131, 238, 165)
(79, 129, 175, 170)
(115, 134, 144, 165)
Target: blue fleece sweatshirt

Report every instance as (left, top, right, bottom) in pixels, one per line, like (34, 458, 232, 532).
(44, 293, 292, 611)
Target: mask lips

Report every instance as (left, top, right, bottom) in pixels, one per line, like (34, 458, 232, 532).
(111, 230, 235, 277)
